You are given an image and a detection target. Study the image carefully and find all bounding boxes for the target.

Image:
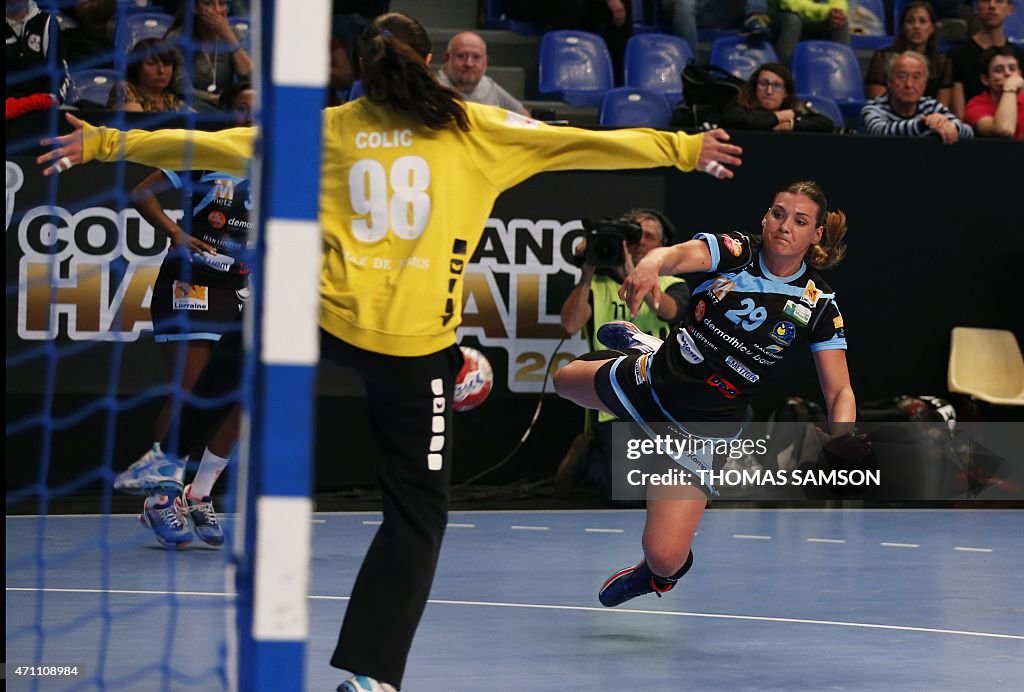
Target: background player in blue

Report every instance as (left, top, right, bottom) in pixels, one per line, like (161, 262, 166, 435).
(125, 81, 256, 548)
(554, 180, 864, 607)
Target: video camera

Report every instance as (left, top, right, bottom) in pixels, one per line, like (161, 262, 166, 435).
(579, 218, 642, 269)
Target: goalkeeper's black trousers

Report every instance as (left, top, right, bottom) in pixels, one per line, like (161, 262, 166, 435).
(322, 330, 461, 688)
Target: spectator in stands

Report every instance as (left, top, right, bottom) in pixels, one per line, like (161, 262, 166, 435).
(662, 0, 772, 54)
(772, 0, 851, 68)
(436, 31, 530, 116)
(865, 1, 953, 106)
(949, 0, 1024, 117)
(328, 1, 391, 103)
(722, 62, 837, 131)
(62, 0, 116, 69)
(964, 44, 1024, 138)
(557, 209, 689, 501)
(165, 0, 253, 112)
(107, 38, 188, 113)
(6, 0, 68, 115)
(505, 0, 632, 81)
(860, 51, 973, 142)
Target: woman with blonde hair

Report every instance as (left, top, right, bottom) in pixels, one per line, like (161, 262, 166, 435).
(555, 180, 861, 609)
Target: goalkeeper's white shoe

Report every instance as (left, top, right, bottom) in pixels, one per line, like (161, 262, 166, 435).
(337, 675, 397, 692)
(113, 443, 184, 496)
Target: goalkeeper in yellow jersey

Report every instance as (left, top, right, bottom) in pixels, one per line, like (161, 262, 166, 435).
(39, 11, 742, 691)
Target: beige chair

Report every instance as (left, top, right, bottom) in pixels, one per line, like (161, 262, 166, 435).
(947, 327, 1024, 406)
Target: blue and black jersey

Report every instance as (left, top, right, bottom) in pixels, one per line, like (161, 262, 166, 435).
(158, 170, 252, 290)
(650, 232, 846, 420)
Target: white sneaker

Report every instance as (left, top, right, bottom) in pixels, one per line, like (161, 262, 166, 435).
(113, 443, 184, 496)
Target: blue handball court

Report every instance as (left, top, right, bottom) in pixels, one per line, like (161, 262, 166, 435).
(6, 508, 1023, 690)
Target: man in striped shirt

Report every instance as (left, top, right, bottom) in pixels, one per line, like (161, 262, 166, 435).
(860, 51, 973, 143)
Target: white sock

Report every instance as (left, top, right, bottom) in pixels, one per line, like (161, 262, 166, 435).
(189, 448, 230, 498)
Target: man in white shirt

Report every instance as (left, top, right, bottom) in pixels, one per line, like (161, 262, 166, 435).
(437, 31, 530, 116)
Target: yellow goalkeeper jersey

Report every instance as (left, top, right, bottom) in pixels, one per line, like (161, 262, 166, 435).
(82, 102, 704, 356)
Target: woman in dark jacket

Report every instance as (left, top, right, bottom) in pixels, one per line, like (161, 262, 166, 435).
(722, 62, 835, 133)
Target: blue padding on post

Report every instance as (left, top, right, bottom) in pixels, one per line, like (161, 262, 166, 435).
(265, 85, 323, 221)
(244, 641, 306, 691)
(258, 364, 315, 497)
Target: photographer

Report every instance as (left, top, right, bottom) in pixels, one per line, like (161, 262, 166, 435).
(557, 209, 690, 500)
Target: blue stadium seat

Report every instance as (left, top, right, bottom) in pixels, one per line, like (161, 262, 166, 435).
(125, 0, 157, 12)
(1006, 1, 1024, 42)
(481, 0, 546, 35)
(538, 30, 614, 107)
(797, 93, 844, 129)
(792, 41, 865, 123)
(624, 33, 693, 104)
(599, 87, 673, 127)
(891, 0, 912, 35)
(849, 0, 892, 50)
(126, 12, 173, 49)
(709, 35, 778, 80)
(67, 69, 120, 107)
(631, 0, 666, 34)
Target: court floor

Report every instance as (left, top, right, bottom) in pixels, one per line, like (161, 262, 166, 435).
(7, 509, 1024, 691)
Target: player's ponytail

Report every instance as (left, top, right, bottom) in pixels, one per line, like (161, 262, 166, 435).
(808, 209, 848, 270)
(778, 180, 848, 270)
(358, 13, 469, 132)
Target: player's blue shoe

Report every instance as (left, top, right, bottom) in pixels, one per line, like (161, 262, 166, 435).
(338, 675, 397, 692)
(113, 443, 184, 496)
(596, 320, 665, 354)
(140, 495, 192, 549)
(181, 484, 224, 547)
(598, 560, 674, 607)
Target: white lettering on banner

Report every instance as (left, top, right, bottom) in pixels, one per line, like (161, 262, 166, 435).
(457, 217, 590, 394)
(15, 205, 180, 341)
(13, 207, 604, 396)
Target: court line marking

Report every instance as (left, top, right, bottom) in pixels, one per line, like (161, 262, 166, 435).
(881, 542, 920, 548)
(585, 528, 624, 534)
(807, 538, 846, 544)
(954, 546, 993, 553)
(311, 519, 327, 524)
(733, 534, 771, 540)
(447, 523, 476, 529)
(10, 587, 1023, 641)
(362, 520, 382, 526)
(510, 525, 549, 531)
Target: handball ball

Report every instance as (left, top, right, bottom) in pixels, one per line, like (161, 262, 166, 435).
(454, 346, 494, 412)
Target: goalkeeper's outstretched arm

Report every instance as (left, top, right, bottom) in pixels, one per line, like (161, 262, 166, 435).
(38, 112, 255, 177)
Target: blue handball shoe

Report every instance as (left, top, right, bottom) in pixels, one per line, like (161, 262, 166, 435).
(596, 321, 664, 354)
(598, 560, 675, 607)
(338, 675, 397, 692)
(140, 495, 192, 549)
(114, 443, 184, 496)
(181, 484, 224, 547)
